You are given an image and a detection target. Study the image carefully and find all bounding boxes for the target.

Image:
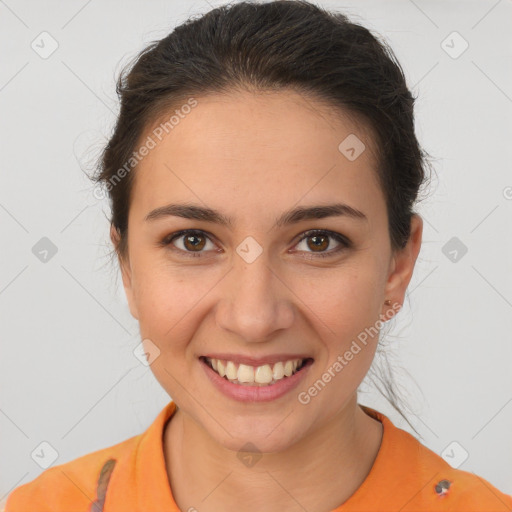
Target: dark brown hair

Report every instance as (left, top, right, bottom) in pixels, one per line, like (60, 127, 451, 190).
(92, 0, 435, 436)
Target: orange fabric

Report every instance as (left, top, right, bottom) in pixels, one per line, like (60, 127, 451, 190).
(5, 401, 512, 512)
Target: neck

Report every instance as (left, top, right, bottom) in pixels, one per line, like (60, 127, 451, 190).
(164, 395, 383, 512)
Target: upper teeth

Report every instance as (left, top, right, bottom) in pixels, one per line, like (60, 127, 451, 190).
(206, 357, 304, 385)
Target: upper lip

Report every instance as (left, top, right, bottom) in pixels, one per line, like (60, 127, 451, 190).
(201, 353, 313, 367)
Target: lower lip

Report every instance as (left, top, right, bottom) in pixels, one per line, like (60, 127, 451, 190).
(201, 358, 313, 403)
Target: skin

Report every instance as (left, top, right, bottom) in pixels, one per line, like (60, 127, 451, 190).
(112, 89, 423, 512)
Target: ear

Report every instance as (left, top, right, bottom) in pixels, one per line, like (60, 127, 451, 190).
(382, 214, 423, 317)
(110, 224, 139, 320)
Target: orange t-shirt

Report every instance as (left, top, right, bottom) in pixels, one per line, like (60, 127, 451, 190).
(5, 401, 512, 512)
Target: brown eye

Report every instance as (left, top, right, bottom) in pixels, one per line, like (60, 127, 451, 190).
(294, 229, 350, 258)
(162, 230, 216, 257)
(182, 233, 206, 251)
(306, 234, 329, 252)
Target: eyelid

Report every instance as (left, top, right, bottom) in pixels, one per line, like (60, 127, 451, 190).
(292, 229, 351, 257)
(161, 229, 219, 257)
(295, 229, 351, 246)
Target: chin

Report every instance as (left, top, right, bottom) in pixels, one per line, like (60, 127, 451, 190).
(205, 411, 308, 454)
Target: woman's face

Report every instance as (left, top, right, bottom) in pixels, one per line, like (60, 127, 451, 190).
(116, 90, 422, 452)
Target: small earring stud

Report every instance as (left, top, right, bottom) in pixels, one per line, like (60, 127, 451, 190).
(384, 299, 391, 306)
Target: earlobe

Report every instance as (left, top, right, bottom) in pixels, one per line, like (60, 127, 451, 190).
(383, 214, 423, 312)
(121, 270, 139, 321)
(110, 225, 139, 320)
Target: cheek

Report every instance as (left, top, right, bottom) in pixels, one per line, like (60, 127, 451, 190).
(133, 270, 199, 394)
(131, 262, 220, 355)
(294, 262, 384, 340)
(131, 264, 186, 342)
(292, 264, 385, 400)
(297, 270, 383, 408)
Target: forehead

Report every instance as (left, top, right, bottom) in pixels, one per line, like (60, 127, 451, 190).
(130, 90, 384, 222)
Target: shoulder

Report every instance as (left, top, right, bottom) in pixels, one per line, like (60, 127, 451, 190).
(410, 437, 512, 511)
(410, 462, 512, 511)
(401, 428, 511, 509)
(359, 406, 512, 511)
(4, 434, 141, 512)
(4, 400, 177, 512)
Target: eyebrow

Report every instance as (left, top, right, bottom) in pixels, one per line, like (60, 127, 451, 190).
(144, 202, 368, 227)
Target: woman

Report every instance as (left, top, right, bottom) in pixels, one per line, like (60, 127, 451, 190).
(6, 1, 511, 511)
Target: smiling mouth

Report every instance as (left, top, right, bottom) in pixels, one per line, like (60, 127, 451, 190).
(200, 356, 314, 386)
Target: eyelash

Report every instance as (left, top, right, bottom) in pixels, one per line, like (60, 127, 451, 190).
(159, 229, 351, 259)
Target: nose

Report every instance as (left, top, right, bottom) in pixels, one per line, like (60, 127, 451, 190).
(215, 253, 295, 343)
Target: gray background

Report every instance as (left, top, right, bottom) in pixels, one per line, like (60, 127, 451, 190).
(1, 0, 511, 503)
